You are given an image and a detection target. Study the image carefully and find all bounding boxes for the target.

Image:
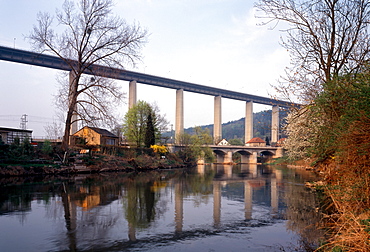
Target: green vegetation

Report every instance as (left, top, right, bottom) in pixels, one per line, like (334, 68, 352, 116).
(123, 100, 168, 148)
(284, 69, 370, 250)
(176, 127, 215, 164)
(255, 0, 370, 249)
(0, 137, 34, 163)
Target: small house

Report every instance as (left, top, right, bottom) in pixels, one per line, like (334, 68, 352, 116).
(73, 126, 118, 146)
(245, 137, 266, 147)
(217, 138, 230, 146)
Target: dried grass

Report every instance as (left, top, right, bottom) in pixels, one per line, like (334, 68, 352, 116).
(316, 116, 370, 251)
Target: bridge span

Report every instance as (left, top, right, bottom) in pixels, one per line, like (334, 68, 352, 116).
(0, 46, 298, 144)
(169, 145, 284, 164)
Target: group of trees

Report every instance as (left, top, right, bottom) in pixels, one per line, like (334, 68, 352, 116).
(176, 127, 215, 164)
(122, 101, 168, 148)
(255, 0, 370, 162)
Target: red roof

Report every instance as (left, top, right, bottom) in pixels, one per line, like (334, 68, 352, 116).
(246, 137, 265, 143)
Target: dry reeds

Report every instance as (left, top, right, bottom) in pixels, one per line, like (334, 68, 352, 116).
(317, 116, 370, 251)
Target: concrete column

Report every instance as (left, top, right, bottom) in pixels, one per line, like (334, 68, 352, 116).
(214, 96, 222, 144)
(175, 89, 184, 144)
(244, 181, 252, 220)
(128, 80, 137, 109)
(271, 105, 279, 144)
(69, 71, 78, 135)
(245, 101, 253, 143)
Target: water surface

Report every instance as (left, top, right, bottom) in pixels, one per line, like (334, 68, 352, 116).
(0, 164, 323, 251)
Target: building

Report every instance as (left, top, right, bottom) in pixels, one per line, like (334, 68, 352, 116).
(0, 127, 32, 144)
(217, 138, 230, 146)
(73, 126, 118, 146)
(245, 137, 266, 147)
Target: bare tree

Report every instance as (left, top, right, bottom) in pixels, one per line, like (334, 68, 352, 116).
(28, 0, 148, 151)
(255, 0, 370, 102)
(44, 121, 64, 140)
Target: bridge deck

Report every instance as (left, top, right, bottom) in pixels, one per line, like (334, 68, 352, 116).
(0, 46, 298, 107)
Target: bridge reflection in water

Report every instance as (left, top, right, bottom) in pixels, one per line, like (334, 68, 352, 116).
(120, 164, 285, 240)
(0, 164, 322, 251)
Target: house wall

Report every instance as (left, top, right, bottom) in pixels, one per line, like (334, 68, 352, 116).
(74, 127, 101, 145)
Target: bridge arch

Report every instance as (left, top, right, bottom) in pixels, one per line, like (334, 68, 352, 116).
(259, 150, 276, 163)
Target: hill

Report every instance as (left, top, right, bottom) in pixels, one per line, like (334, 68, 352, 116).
(183, 109, 288, 143)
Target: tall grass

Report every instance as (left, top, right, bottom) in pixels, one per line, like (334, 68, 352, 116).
(317, 116, 370, 251)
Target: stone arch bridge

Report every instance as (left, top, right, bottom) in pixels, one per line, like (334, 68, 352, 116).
(169, 145, 284, 164)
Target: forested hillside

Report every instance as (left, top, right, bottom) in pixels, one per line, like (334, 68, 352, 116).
(183, 109, 288, 143)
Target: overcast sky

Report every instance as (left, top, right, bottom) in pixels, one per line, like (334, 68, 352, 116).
(0, 0, 289, 138)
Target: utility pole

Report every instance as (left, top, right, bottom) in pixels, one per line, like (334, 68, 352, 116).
(20, 114, 28, 130)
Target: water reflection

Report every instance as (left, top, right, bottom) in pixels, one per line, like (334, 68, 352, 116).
(0, 165, 323, 251)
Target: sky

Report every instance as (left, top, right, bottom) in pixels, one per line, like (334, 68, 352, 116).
(0, 0, 290, 138)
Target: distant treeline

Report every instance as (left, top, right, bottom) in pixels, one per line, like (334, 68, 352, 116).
(181, 109, 288, 142)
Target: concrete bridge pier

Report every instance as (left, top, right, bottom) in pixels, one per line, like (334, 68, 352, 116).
(271, 105, 279, 144)
(128, 80, 137, 109)
(245, 101, 253, 142)
(214, 96, 222, 144)
(175, 89, 184, 144)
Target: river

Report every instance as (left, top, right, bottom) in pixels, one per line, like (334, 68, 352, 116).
(0, 164, 323, 252)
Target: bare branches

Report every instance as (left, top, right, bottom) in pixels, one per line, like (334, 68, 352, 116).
(256, 0, 370, 102)
(27, 0, 148, 150)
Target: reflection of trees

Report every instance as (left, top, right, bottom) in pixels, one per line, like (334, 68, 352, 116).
(123, 180, 158, 229)
(180, 167, 215, 194)
(283, 169, 324, 250)
(122, 171, 181, 230)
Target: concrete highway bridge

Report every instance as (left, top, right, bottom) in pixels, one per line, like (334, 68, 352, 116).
(0, 46, 299, 144)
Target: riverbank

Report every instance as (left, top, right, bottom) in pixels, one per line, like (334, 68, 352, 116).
(274, 156, 370, 251)
(0, 152, 189, 177)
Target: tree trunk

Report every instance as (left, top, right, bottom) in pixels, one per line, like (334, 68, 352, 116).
(61, 71, 79, 152)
